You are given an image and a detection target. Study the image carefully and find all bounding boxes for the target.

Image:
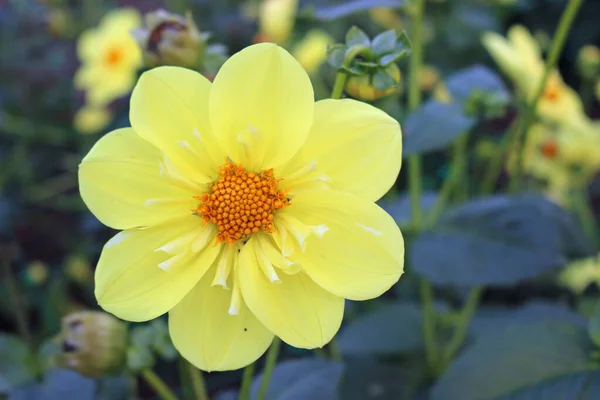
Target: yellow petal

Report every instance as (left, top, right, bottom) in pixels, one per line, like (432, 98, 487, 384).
(507, 25, 541, 66)
(79, 128, 199, 230)
(286, 188, 404, 300)
(130, 66, 226, 184)
(95, 216, 221, 322)
(209, 43, 314, 170)
(74, 105, 112, 135)
(481, 32, 531, 87)
(238, 237, 344, 348)
(287, 99, 402, 201)
(169, 265, 274, 372)
(101, 8, 141, 32)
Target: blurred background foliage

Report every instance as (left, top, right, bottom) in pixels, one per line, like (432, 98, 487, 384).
(2, 0, 600, 399)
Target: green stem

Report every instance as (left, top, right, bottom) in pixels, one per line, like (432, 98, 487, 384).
(238, 363, 255, 400)
(331, 72, 348, 100)
(572, 190, 599, 247)
(187, 361, 208, 400)
(426, 132, 469, 227)
(439, 287, 483, 373)
(420, 279, 438, 375)
(328, 338, 343, 362)
(256, 338, 281, 400)
(1, 255, 33, 350)
(140, 369, 179, 400)
(480, 117, 521, 195)
(510, 0, 584, 192)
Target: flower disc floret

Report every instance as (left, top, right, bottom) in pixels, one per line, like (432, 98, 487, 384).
(194, 161, 289, 244)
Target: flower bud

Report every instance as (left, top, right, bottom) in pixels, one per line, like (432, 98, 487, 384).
(132, 10, 206, 69)
(64, 255, 93, 284)
(577, 45, 600, 80)
(345, 64, 402, 101)
(25, 260, 49, 286)
(58, 311, 127, 378)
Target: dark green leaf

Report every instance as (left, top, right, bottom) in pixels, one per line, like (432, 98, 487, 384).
(372, 69, 398, 91)
(96, 376, 132, 400)
(305, 0, 404, 21)
(379, 192, 438, 225)
(402, 100, 475, 157)
(470, 301, 588, 339)
(431, 322, 595, 400)
(326, 44, 346, 69)
(0, 335, 36, 388)
(0, 375, 9, 394)
(588, 302, 600, 347)
(38, 369, 95, 400)
(371, 30, 398, 55)
(495, 370, 600, 400)
(345, 26, 370, 48)
(250, 359, 344, 400)
(341, 64, 367, 76)
(411, 195, 593, 286)
(380, 50, 407, 66)
(338, 302, 424, 356)
(445, 65, 510, 106)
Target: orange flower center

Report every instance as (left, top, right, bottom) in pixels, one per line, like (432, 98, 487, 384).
(540, 139, 559, 159)
(193, 161, 289, 245)
(543, 80, 561, 102)
(105, 46, 123, 67)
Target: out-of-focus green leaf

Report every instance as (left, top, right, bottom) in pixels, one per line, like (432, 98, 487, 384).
(445, 65, 509, 106)
(371, 30, 398, 55)
(495, 370, 600, 400)
(0, 374, 9, 394)
(36, 369, 94, 400)
(326, 44, 346, 69)
(303, 0, 404, 21)
(250, 359, 344, 400)
(96, 376, 132, 400)
(588, 302, 600, 347)
(411, 195, 593, 287)
(470, 301, 588, 339)
(0, 335, 36, 388)
(379, 192, 438, 225)
(126, 346, 154, 372)
(337, 302, 424, 355)
(345, 26, 370, 48)
(372, 69, 398, 91)
(402, 100, 475, 157)
(431, 322, 595, 400)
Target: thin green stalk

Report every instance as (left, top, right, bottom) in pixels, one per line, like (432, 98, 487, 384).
(420, 279, 438, 375)
(1, 255, 33, 350)
(572, 190, 599, 247)
(238, 363, 255, 400)
(140, 369, 179, 400)
(480, 117, 521, 195)
(426, 132, 469, 226)
(510, 0, 585, 192)
(187, 361, 208, 400)
(256, 338, 281, 400)
(328, 338, 343, 362)
(440, 287, 483, 373)
(331, 72, 348, 100)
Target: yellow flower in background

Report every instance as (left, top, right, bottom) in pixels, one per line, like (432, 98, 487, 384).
(79, 43, 404, 371)
(346, 64, 402, 101)
(75, 9, 143, 106)
(369, 8, 403, 32)
(74, 105, 112, 135)
(291, 29, 334, 75)
(559, 254, 600, 294)
(257, 0, 298, 45)
(482, 25, 585, 124)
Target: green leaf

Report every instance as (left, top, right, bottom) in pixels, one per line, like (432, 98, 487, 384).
(372, 69, 398, 91)
(445, 65, 509, 106)
(411, 195, 593, 287)
(0, 335, 37, 388)
(379, 192, 438, 226)
(304, 0, 404, 21)
(431, 322, 596, 400)
(495, 370, 600, 400)
(326, 44, 346, 69)
(371, 30, 398, 55)
(338, 303, 423, 355)
(345, 26, 370, 48)
(250, 359, 344, 400)
(379, 50, 406, 66)
(588, 301, 600, 347)
(341, 64, 368, 76)
(402, 100, 475, 157)
(0, 375, 9, 394)
(37, 369, 95, 400)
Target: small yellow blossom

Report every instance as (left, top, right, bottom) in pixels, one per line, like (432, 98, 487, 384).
(432, 81, 452, 103)
(79, 43, 404, 372)
(346, 64, 402, 101)
(559, 254, 600, 294)
(482, 25, 585, 125)
(74, 105, 112, 135)
(257, 0, 298, 45)
(291, 29, 334, 75)
(369, 8, 403, 32)
(419, 65, 441, 92)
(75, 9, 143, 106)
(26, 261, 49, 286)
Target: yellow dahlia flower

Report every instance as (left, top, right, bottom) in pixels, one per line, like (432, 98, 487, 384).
(482, 25, 585, 124)
(79, 43, 404, 372)
(75, 9, 143, 106)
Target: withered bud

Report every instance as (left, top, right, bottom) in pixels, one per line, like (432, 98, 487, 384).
(57, 311, 127, 378)
(132, 9, 206, 69)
